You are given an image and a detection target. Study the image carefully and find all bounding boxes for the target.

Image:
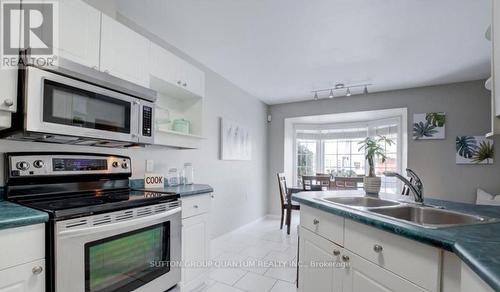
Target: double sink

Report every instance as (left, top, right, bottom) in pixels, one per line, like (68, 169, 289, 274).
(319, 196, 499, 228)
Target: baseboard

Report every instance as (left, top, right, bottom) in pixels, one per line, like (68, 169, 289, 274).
(264, 214, 281, 220)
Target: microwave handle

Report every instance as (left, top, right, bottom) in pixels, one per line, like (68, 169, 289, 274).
(132, 100, 141, 140)
(57, 206, 181, 237)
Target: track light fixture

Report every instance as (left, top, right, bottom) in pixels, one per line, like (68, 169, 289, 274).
(311, 83, 372, 100)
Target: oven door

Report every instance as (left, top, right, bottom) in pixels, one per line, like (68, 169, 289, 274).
(24, 66, 140, 143)
(54, 204, 181, 292)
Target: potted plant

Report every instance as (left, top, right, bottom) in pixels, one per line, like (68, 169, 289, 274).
(358, 136, 394, 195)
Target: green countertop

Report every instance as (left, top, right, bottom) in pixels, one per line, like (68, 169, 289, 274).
(0, 200, 49, 230)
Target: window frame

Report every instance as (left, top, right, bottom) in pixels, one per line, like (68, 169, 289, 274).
(293, 117, 403, 193)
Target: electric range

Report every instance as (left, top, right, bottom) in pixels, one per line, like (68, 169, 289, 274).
(5, 152, 181, 292)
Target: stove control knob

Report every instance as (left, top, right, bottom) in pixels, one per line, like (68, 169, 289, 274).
(33, 160, 44, 168)
(112, 161, 119, 168)
(121, 162, 129, 169)
(16, 161, 30, 171)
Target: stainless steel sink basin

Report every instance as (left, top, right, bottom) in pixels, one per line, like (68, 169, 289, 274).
(321, 196, 401, 208)
(370, 206, 497, 228)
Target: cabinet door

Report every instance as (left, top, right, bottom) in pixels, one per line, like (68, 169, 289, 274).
(181, 213, 210, 291)
(494, 0, 500, 117)
(0, 70, 17, 113)
(179, 59, 205, 97)
(54, 0, 100, 69)
(149, 42, 182, 87)
(0, 259, 45, 292)
(342, 249, 426, 292)
(100, 14, 150, 87)
(298, 226, 342, 292)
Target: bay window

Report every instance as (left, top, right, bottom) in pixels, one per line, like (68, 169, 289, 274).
(294, 117, 402, 194)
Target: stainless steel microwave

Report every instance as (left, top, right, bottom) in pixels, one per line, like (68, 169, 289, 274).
(1, 59, 156, 147)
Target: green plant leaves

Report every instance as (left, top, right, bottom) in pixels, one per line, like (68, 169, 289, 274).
(425, 112, 446, 127)
(472, 140, 494, 164)
(456, 136, 478, 159)
(358, 136, 394, 176)
(413, 121, 438, 139)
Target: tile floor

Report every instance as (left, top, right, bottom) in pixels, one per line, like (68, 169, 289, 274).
(200, 214, 300, 292)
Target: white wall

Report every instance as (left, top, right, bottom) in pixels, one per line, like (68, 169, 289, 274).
(0, 1, 269, 239)
(267, 80, 499, 215)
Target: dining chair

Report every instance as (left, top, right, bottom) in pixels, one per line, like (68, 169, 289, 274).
(334, 176, 364, 190)
(277, 173, 300, 233)
(303, 175, 331, 191)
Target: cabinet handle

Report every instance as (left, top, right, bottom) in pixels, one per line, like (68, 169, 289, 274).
(3, 99, 13, 107)
(333, 249, 340, 256)
(32, 266, 43, 275)
(313, 219, 319, 225)
(342, 255, 350, 262)
(193, 205, 199, 209)
(373, 244, 383, 253)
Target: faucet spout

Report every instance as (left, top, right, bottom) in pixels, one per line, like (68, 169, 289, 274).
(383, 169, 424, 203)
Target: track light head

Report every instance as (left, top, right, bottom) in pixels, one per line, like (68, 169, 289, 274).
(346, 87, 351, 97)
(328, 89, 334, 99)
(313, 92, 319, 100)
(363, 86, 368, 95)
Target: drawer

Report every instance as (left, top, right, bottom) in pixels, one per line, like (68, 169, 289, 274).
(181, 194, 211, 219)
(300, 205, 344, 246)
(0, 224, 45, 271)
(0, 259, 45, 291)
(344, 220, 441, 292)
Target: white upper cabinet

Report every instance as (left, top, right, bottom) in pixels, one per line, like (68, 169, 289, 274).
(54, 0, 101, 69)
(100, 14, 150, 87)
(489, 0, 500, 136)
(149, 42, 205, 98)
(0, 68, 18, 113)
(179, 58, 205, 98)
(150, 42, 182, 87)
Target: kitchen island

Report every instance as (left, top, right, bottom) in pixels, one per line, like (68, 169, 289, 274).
(293, 190, 500, 292)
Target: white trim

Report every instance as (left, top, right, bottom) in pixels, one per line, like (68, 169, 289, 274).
(288, 108, 408, 190)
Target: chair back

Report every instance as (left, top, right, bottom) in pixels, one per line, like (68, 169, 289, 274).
(334, 176, 363, 190)
(302, 175, 330, 191)
(277, 173, 288, 207)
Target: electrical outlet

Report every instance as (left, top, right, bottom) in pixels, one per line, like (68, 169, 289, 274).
(146, 160, 154, 172)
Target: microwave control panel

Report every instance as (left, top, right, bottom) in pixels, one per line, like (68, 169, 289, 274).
(142, 106, 152, 137)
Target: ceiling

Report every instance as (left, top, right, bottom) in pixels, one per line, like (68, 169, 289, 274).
(116, 0, 491, 105)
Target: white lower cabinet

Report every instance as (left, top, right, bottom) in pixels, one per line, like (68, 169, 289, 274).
(299, 207, 497, 292)
(299, 226, 343, 292)
(342, 249, 426, 292)
(299, 226, 424, 292)
(0, 224, 45, 292)
(0, 259, 45, 292)
(180, 194, 212, 292)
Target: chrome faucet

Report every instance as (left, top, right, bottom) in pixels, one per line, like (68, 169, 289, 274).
(384, 169, 424, 204)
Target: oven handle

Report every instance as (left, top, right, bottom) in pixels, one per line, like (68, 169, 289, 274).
(57, 206, 181, 237)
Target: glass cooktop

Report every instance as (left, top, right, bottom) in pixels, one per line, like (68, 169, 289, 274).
(15, 189, 179, 220)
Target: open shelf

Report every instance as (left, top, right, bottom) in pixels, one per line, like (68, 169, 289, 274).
(150, 76, 204, 149)
(157, 128, 205, 139)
